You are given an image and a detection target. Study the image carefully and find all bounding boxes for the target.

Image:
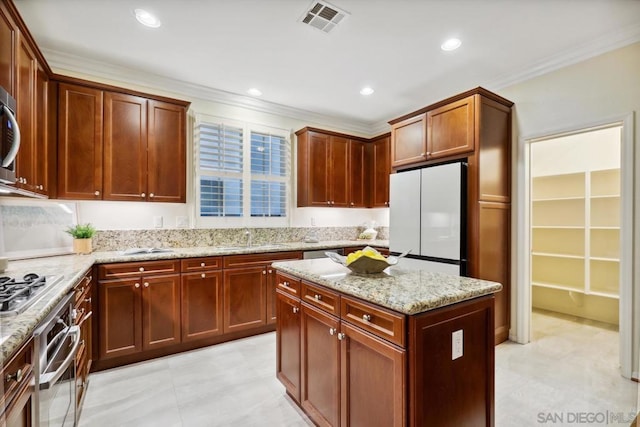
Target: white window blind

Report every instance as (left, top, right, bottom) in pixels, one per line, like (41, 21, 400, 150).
(195, 118, 290, 222)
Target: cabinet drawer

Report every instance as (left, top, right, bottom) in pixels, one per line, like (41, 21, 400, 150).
(301, 282, 339, 316)
(1, 338, 33, 409)
(275, 272, 301, 298)
(341, 296, 406, 347)
(98, 260, 180, 279)
(73, 270, 93, 303)
(223, 251, 302, 269)
(181, 257, 222, 272)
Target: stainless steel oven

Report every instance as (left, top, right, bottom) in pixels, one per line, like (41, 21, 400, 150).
(33, 292, 80, 427)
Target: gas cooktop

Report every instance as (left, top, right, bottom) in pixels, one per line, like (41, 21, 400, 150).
(0, 274, 63, 316)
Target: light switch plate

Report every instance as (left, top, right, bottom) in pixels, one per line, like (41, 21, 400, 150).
(452, 329, 463, 360)
(176, 216, 189, 228)
(153, 216, 163, 228)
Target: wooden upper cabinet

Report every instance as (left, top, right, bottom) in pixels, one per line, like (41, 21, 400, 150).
(296, 128, 368, 208)
(147, 100, 186, 203)
(348, 139, 366, 208)
(57, 83, 104, 199)
(369, 134, 390, 207)
(390, 113, 427, 168)
(103, 92, 147, 201)
(427, 95, 475, 159)
(34, 64, 52, 196)
(14, 33, 36, 191)
(0, 2, 15, 95)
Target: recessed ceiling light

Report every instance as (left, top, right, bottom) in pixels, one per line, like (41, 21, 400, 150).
(360, 86, 374, 96)
(441, 38, 462, 51)
(247, 88, 262, 97)
(134, 9, 161, 28)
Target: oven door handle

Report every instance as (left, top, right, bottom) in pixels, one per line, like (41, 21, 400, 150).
(38, 325, 81, 390)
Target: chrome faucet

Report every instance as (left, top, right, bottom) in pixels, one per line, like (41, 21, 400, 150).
(245, 228, 252, 247)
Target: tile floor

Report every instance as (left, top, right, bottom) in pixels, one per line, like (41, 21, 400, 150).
(79, 310, 638, 426)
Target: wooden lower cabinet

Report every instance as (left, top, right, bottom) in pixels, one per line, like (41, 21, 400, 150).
(74, 270, 93, 410)
(1, 338, 34, 427)
(223, 266, 267, 333)
(181, 270, 223, 341)
(276, 291, 301, 403)
(300, 302, 341, 427)
(98, 273, 180, 359)
(340, 322, 405, 427)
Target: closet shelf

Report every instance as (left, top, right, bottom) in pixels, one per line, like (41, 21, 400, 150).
(531, 252, 584, 260)
(532, 196, 585, 202)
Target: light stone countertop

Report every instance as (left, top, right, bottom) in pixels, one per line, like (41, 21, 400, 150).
(271, 258, 503, 315)
(0, 239, 387, 364)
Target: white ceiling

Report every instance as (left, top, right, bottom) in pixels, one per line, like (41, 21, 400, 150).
(14, 0, 640, 131)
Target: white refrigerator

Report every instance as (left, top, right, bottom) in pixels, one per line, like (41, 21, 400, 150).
(389, 161, 467, 275)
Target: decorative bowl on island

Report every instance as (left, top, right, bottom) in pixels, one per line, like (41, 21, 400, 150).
(326, 246, 400, 274)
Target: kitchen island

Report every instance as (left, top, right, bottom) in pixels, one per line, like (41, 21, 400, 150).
(272, 258, 502, 427)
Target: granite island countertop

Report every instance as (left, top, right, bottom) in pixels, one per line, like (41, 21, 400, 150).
(0, 239, 387, 364)
(271, 257, 502, 315)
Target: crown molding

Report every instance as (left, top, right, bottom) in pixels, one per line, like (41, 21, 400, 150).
(484, 22, 640, 91)
(41, 48, 376, 136)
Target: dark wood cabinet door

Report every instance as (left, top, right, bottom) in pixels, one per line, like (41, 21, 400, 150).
(99, 278, 142, 359)
(348, 139, 366, 207)
(34, 64, 51, 196)
(307, 131, 331, 206)
(181, 271, 223, 342)
(0, 3, 15, 95)
(14, 33, 36, 191)
(300, 303, 340, 427)
(330, 135, 349, 207)
(266, 267, 278, 325)
(391, 113, 427, 168)
(142, 274, 181, 351)
(4, 381, 33, 427)
(370, 134, 390, 207)
(340, 322, 406, 427)
(103, 92, 147, 201)
(57, 83, 103, 199)
(147, 100, 186, 202)
(427, 95, 475, 160)
(223, 266, 267, 333)
(276, 291, 301, 403)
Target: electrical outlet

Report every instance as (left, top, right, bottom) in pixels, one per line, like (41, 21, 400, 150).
(176, 216, 189, 228)
(452, 329, 463, 360)
(153, 216, 163, 228)
(310, 217, 316, 226)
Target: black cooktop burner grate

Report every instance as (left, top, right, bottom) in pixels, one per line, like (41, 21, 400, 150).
(0, 274, 47, 312)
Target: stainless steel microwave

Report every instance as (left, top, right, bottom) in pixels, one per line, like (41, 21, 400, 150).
(0, 85, 20, 185)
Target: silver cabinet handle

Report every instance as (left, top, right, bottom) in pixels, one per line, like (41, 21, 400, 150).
(143, 282, 149, 288)
(337, 333, 346, 340)
(362, 314, 372, 322)
(281, 281, 289, 287)
(292, 307, 299, 314)
(94, 190, 100, 196)
(141, 193, 146, 198)
(149, 193, 154, 198)
(326, 201, 331, 205)
(350, 202, 354, 206)
(134, 283, 140, 288)
(262, 270, 266, 275)
(201, 273, 205, 278)
(139, 267, 145, 272)
(85, 297, 92, 304)
(329, 327, 336, 335)
(5, 368, 23, 383)
(314, 294, 322, 301)
(268, 269, 273, 274)
(201, 262, 206, 267)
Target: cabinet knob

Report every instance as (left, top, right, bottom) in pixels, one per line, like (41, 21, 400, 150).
(139, 267, 145, 272)
(149, 193, 155, 198)
(337, 332, 346, 340)
(201, 273, 206, 278)
(350, 202, 354, 206)
(143, 282, 149, 288)
(262, 270, 267, 275)
(329, 327, 336, 335)
(326, 201, 331, 205)
(134, 283, 140, 288)
(268, 269, 273, 274)
(201, 262, 206, 267)
(314, 294, 322, 301)
(292, 306, 299, 314)
(5, 368, 23, 383)
(281, 281, 289, 287)
(141, 193, 146, 198)
(362, 314, 372, 322)
(426, 152, 431, 157)
(331, 201, 335, 205)
(94, 190, 100, 196)
(85, 297, 92, 304)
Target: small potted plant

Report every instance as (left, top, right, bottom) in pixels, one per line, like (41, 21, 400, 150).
(65, 223, 96, 254)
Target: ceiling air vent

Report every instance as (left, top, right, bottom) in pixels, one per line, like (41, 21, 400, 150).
(300, 1, 349, 33)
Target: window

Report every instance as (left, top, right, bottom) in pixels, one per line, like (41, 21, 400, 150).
(195, 116, 290, 224)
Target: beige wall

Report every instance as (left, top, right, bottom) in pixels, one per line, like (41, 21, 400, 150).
(499, 41, 640, 377)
